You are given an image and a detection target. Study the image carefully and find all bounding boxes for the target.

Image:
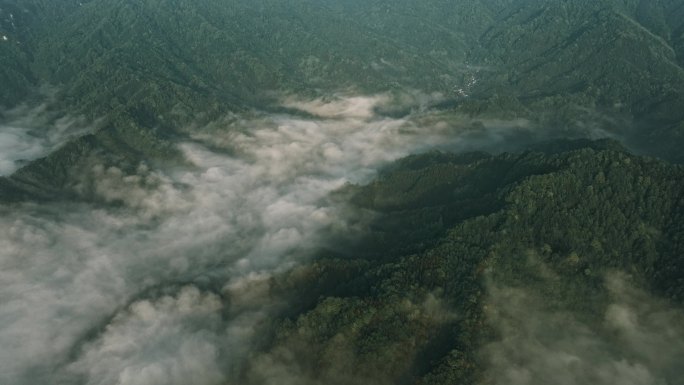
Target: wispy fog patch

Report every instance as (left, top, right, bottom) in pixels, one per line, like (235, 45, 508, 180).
(482, 273, 684, 385)
(68, 286, 227, 385)
(281, 92, 448, 120)
(72, 163, 191, 219)
(0, 103, 90, 175)
(282, 95, 387, 119)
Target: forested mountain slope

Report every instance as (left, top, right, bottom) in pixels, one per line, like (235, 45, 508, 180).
(1, 0, 683, 190)
(1, 2, 684, 384)
(257, 140, 684, 384)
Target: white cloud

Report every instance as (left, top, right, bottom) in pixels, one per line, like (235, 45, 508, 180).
(0, 94, 472, 384)
(68, 287, 227, 385)
(282, 95, 387, 119)
(0, 103, 90, 175)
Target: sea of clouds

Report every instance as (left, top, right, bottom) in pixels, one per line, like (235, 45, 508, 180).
(1, 93, 675, 385)
(0, 94, 493, 384)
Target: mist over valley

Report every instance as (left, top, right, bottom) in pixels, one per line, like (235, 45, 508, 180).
(1, 1, 684, 384)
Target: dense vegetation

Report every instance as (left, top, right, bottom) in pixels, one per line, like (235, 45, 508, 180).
(1, 0, 684, 193)
(1, 1, 684, 384)
(258, 140, 684, 384)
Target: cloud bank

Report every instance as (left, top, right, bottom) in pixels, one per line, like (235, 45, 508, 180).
(0, 92, 646, 384)
(0, 94, 482, 384)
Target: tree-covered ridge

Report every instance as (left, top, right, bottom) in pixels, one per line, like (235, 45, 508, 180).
(2, 0, 683, 121)
(1, 0, 683, 199)
(459, 1, 684, 160)
(255, 140, 684, 384)
(3, 0, 472, 116)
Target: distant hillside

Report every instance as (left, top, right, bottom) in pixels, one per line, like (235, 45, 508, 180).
(1, 0, 683, 198)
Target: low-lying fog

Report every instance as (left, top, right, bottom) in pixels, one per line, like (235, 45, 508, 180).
(0, 94, 500, 384)
(1, 94, 680, 385)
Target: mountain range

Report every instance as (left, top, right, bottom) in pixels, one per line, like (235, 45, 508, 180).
(1, 1, 684, 384)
